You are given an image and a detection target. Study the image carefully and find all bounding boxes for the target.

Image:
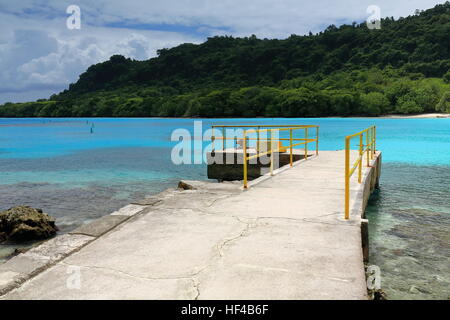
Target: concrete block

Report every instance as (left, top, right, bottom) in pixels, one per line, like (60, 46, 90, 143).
(70, 215, 129, 237)
(0, 234, 93, 296)
(22, 234, 94, 262)
(110, 204, 146, 217)
(0, 271, 22, 294)
(0, 255, 48, 275)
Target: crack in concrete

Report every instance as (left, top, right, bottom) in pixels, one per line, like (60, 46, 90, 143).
(257, 216, 360, 228)
(191, 278, 200, 300)
(59, 261, 205, 300)
(216, 216, 255, 257)
(59, 261, 199, 282)
(158, 191, 238, 211)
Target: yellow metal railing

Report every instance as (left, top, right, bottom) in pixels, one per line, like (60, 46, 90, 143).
(211, 125, 319, 189)
(344, 126, 376, 219)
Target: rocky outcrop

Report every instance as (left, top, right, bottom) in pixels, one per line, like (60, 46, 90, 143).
(178, 180, 196, 190)
(0, 206, 58, 242)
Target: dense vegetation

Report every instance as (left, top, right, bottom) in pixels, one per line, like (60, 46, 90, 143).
(1, 2, 450, 117)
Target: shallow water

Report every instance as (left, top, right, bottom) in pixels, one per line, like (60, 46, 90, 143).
(366, 164, 450, 300)
(0, 117, 449, 299)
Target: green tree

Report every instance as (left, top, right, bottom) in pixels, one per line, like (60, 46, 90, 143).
(436, 91, 450, 113)
(360, 92, 390, 115)
(444, 71, 450, 83)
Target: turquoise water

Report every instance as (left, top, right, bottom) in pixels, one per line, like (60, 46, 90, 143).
(0, 117, 449, 299)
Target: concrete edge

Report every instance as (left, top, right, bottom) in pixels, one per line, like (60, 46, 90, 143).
(348, 151, 382, 269)
(70, 215, 131, 238)
(0, 199, 155, 297)
(349, 151, 381, 219)
(0, 234, 94, 296)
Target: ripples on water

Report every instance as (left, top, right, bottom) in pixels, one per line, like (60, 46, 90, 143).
(366, 164, 450, 300)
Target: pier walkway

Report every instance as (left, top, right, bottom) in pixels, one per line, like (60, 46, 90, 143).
(0, 149, 381, 300)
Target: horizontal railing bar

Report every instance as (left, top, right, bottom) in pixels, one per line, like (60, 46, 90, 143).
(244, 128, 310, 134)
(347, 147, 371, 177)
(245, 142, 315, 160)
(348, 161, 360, 176)
(212, 137, 317, 142)
(247, 148, 281, 160)
(345, 126, 376, 139)
(290, 141, 312, 147)
(212, 125, 319, 128)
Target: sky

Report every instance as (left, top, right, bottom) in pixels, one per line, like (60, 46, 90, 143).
(0, 0, 445, 103)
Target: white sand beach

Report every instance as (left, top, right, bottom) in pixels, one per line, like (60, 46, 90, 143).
(381, 113, 450, 119)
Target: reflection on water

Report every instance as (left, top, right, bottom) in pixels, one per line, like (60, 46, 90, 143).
(366, 164, 450, 300)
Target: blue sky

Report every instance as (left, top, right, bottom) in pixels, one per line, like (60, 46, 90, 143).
(0, 0, 444, 103)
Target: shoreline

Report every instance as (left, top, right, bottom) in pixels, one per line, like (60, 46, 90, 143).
(0, 113, 449, 120)
(374, 113, 450, 119)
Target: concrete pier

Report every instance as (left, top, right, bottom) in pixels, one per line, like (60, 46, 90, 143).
(0, 150, 381, 300)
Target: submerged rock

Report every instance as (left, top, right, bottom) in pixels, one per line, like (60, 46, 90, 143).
(373, 289, 388, 300)
(0, 206, 58, 242)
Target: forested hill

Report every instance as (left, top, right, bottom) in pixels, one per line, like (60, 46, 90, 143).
(2, 2, 450, 117)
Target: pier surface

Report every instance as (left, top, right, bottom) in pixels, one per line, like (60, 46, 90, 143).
(0, 150, 381, 300)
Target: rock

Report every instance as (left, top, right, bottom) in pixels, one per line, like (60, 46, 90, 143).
(11, 248, 28, 256)
(0, 206, 58, 242)
(391, 249, 404, 256)
(368, 288, 387, 300)
(409, 285, 431, 294)
(373, 289, 387, 300)
(409, 285, 420, 294)
(178, 181, 196, 190)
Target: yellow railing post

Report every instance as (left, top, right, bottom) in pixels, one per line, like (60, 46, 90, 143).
(316, 126, 319, 156)
(371, 127, 374, 159)
(270, 129, 274, 176)
(304, 127, 308, 160)
(222, 127, 225, 151)
(373, 126, 376, 157)
(366, 130, 370, 167)
(212, 127, 215, 152)
(345, 137, 350, 220)
(257, 126, 260, 151)
(358, 135, 363, 183)
(243, 130, 248, 189)
(370, 128, 373, 160)
(290, 129, 293, 167)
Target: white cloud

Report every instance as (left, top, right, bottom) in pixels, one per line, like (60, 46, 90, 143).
(0, 0, 445, 103)
(0, 11, 202, 102)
